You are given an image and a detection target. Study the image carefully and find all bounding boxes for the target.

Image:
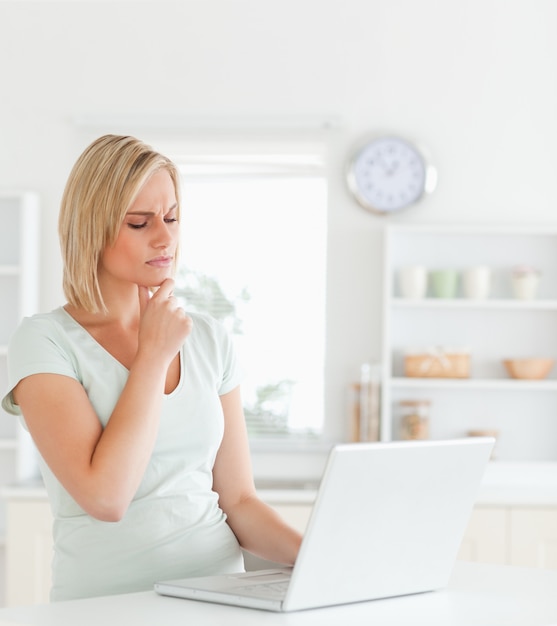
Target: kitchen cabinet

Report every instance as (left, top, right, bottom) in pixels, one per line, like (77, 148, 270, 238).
(510, 507, 557, 568)
(381, 224, 557, 462)
(457, 506, 508, 565)
(459, 505, 557, 568)
(4, 490, 556, 607)
(4, 496, 52, 607)
(0, 191, 40, 539)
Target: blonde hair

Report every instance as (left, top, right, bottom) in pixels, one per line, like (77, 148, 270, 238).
(59, 135, 181, 313)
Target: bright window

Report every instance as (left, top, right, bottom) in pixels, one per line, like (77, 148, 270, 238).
(174, 151, 327, 438)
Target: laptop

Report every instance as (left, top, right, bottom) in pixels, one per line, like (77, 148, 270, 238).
(154, 437, 494, 612)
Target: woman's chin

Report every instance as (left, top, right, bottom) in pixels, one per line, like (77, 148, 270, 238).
(142, 277, 173, 290)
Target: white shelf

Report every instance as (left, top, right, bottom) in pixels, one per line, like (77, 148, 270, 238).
(381, 223, 557, 236)
(382, 224, 557, 460)
(0, 190, 40, 492)
(392, 298, 557, 311)
(390, 377, 557, 391)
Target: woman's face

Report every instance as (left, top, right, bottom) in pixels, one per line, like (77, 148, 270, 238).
(99, 169, 180, 290)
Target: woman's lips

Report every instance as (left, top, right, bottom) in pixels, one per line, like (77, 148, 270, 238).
(146, 256, 173, 268)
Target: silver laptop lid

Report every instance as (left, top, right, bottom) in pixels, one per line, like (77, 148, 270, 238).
(283, 438, 493, 611)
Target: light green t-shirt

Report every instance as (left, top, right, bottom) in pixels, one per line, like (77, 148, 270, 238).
(1, 307, 245, 601)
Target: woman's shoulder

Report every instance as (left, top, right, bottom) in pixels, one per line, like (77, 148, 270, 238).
(184, 311, 241, 392)
(186, 311, 235, 353)
(12, 307, 71, 340)
(187, 311, 227, 336)
(7, 308, 82, 362)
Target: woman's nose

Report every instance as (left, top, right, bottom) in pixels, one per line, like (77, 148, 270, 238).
(152, 219, 175, 248)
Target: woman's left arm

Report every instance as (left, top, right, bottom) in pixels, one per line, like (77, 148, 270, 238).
(213, 386, 303, 566)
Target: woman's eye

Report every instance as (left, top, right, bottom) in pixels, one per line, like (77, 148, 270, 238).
(164, 217, 178, 224)
(128, 222, 147, 229)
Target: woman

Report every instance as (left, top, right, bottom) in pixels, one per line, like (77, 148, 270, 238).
(1, 135, 302, 601)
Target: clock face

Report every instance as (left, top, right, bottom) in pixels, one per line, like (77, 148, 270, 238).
(348, 136, 434, 214)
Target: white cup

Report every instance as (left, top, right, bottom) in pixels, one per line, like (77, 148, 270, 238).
(398, 266, 427, 299)
(512, 270, 540, 300)
(462, 266, 491, 299)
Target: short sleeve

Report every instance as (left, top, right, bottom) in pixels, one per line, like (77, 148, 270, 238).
(1, 315, 78, 416)
(213, 319, 243, 396)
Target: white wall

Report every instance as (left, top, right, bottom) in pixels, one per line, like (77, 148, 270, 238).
(1, 0, 556, 442)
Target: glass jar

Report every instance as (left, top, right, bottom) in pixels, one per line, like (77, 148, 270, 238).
(400, 400, 431, 440)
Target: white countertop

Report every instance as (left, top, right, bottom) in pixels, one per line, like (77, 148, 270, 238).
(0, 562, 556, 625)
(475, 461, 557, 506)
(4, 461, 557, 506)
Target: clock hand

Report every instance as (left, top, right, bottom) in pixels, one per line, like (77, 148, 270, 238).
(388, 160, 400, 176)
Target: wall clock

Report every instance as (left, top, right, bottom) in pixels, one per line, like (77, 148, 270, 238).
(346, 135, 437, 215)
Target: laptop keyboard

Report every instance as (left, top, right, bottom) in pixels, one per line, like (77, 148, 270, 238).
(235, 580, 290, 599)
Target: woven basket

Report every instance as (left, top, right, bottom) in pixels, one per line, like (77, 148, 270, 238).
(404, 350, 470, 379)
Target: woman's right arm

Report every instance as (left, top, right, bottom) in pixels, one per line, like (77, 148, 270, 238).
(12, 280, 192, 522)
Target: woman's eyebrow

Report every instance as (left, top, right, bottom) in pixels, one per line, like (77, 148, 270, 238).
(126, 203, 178, 216)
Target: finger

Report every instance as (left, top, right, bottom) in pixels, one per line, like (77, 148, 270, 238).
(154, 278, 175, 300)
(166, 295, 179, 311)
(138, 285, 151, 317)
